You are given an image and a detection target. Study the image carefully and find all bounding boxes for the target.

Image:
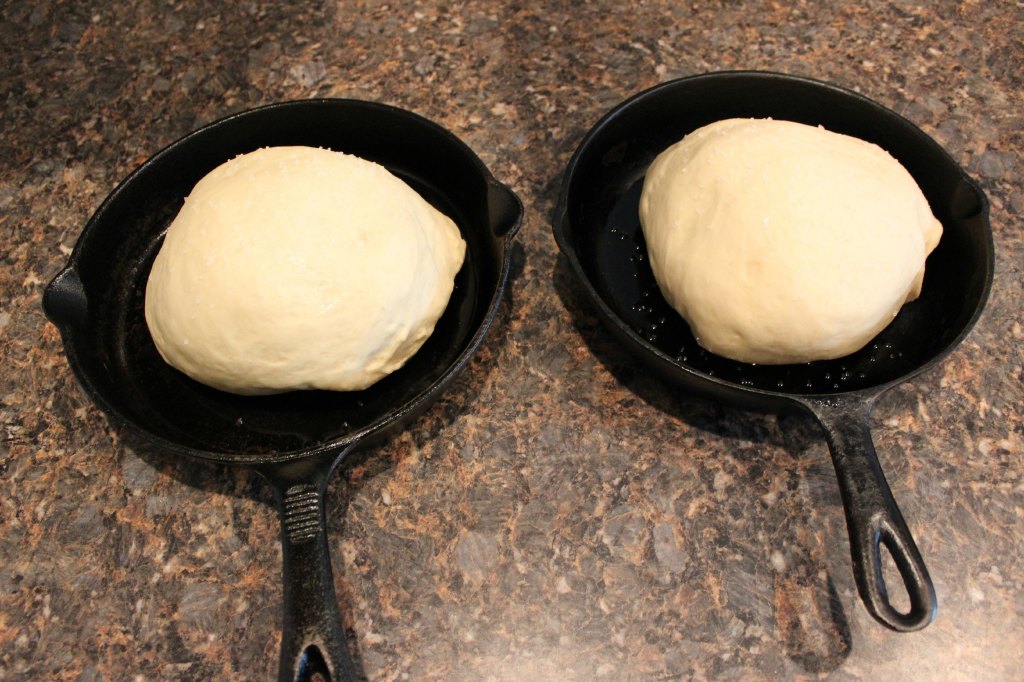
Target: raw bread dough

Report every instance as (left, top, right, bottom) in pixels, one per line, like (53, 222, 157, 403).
(145, 146, 466, 394)
(639, 118, 942, 364)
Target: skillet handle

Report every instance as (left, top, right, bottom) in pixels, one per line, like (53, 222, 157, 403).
(261, 454, 359, 682)
(807, 397, 937, 632)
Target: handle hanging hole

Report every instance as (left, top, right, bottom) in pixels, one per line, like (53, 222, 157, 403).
(879, 534, 912, 616)
(296, 644, 330, 682)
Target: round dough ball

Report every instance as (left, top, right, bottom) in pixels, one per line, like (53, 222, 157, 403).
(639, 118, 942, 365)
(145, 146, 466, 394)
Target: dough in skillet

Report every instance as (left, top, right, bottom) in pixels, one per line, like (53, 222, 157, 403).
(145, 146, 466, 394)
(639, 118, 942, 364)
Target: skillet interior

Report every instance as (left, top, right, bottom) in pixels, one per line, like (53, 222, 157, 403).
(558, 72, 993, 400)
(54, 100, 510, 458)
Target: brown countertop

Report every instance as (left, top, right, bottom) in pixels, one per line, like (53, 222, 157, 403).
(2, 1, 1022, 679)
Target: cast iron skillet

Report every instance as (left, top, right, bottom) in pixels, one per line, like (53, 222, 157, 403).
(43, 99, 522, 681)
(553, 72, 994, 632)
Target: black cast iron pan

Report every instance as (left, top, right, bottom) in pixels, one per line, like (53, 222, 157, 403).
(43, 99, 523, 681)
(553, 72, 994, 632)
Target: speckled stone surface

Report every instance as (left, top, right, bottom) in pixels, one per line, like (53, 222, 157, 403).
(2, 1, 1022, 680)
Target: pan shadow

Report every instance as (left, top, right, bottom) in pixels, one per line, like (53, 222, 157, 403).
(550, 252, 810, 446)
(551, 252, 854, 674)
(121, 261, 519, 681)
(125, 428, 384, 678)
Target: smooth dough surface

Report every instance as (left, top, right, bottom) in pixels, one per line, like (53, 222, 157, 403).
(145, 146, 466, 394)
(639, 118, 942, 365)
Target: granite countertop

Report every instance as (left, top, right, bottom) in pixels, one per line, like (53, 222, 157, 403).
(2, 1, 1022, 680)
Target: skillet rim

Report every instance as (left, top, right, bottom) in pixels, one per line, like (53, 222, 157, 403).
(48, 98, 523, 466)
(552, 69, 995, 408)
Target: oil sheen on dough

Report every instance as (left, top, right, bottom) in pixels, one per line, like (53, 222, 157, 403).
(145, 146, 466, 394)
(639, 118, 942, 365)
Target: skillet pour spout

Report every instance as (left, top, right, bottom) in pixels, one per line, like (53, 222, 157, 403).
(553, 71, 994, 632)
(43, 99, 523, 681)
